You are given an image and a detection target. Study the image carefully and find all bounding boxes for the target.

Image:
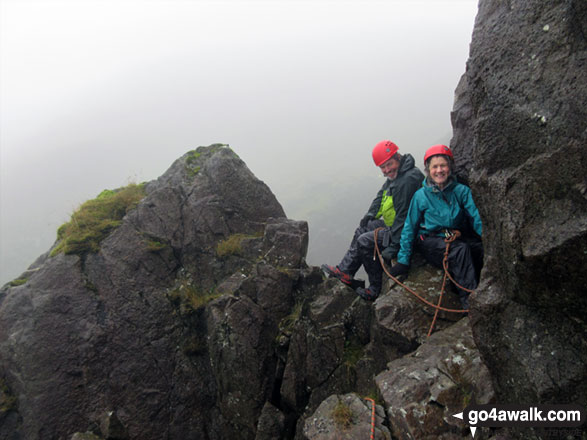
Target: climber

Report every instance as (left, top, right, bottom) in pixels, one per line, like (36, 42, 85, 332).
(388, 144, 483, 309)
(322, 140, 424, 301)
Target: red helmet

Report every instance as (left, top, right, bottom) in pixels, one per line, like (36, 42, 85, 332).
(372, 140, 399, 166)
(424, 144, 453, 164)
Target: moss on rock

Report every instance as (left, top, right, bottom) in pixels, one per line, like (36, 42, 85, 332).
(51, 183, 146, 257)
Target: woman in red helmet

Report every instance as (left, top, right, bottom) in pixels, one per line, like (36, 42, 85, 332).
(389, 145, 483, 309)
(322, 140, 424, 300)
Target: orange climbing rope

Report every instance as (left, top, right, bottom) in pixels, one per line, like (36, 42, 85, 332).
(364, 397, 376, 440)
(428, 231, 459, 337)
(373, 228, 473, 336)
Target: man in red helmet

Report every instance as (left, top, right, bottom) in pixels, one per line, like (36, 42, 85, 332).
(322, 140, 424, 300)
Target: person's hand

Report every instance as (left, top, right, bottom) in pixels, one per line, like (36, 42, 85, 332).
(360, 215, 374, 228)
(389, 262, 409, 278)
(381, 247, 397, 261)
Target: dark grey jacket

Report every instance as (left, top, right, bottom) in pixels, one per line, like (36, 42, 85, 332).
(366, 153, 424, 257)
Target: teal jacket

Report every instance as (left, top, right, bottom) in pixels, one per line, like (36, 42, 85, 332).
(396, 176, 482, 265)
(366, 154, 424, 257)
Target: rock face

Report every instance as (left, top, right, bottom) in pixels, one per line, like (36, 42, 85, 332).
(0, 145, 294, 439)
(451, 0, 587, 410)
(375, 318, 494, 440)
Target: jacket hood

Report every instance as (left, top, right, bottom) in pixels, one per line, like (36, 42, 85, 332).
(399, 153, 416, 174)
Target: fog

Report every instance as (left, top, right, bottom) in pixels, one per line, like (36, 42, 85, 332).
(0, 0, 478, 285)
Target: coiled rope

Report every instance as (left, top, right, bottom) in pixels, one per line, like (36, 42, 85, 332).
(373, 228, 473, 337)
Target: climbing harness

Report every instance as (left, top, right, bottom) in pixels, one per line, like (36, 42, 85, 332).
(364, 397, 376, 440)
(373, 227, 474, 337)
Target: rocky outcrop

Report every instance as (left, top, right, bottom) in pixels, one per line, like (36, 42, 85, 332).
(296, 317, 493, 440)
(0, 145, 295, 439)
(375, 318, 494, 440)
(373, 254, 465, 348)
(0, 145, 487, 440)
(451, 0, 587, 412)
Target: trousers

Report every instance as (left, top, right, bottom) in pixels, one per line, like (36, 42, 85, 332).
(338, 219, 388, 293)
(416, 234, 484, 299)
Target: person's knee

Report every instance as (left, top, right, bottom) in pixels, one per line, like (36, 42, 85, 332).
(357, 232, 374, 249)
(451, 241, 473, 258)
(418, 237, 446, 267)
(353, 225, 366, 239)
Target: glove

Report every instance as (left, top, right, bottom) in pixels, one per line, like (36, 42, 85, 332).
(360, 215, 374, 228)
(381, 246, 397, 261)
(389, 262, 409, 278)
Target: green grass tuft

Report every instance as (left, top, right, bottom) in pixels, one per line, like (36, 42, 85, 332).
(185, 150, 202, 178)
(51, 183, 146, 257)
(8, 278, 28, 287)
(168, 283, 221, 315)
(216, 233, 257, 258)
(278, 301, 304, 335)
(332, 400, 353, 429)
(185, 150, 201, 165)
(145, 239, 168, 253)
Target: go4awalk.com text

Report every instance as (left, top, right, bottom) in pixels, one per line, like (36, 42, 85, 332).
(452, 403, 586, 438)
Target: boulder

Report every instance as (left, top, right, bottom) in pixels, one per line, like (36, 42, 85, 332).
(450, 0, 587, 408)
(262, 218, 309, 269)
(302, 393, 391, 440)
(375, 318, 495, 440)
(374, 254, 466, 349)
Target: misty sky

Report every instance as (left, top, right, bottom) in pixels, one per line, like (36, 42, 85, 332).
(0, 0, 478, 285)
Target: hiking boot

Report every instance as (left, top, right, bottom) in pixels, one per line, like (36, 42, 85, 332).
(321, 264, 352, 285)
(356, 286, 380, 301)
(320, 264, 366, 289)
